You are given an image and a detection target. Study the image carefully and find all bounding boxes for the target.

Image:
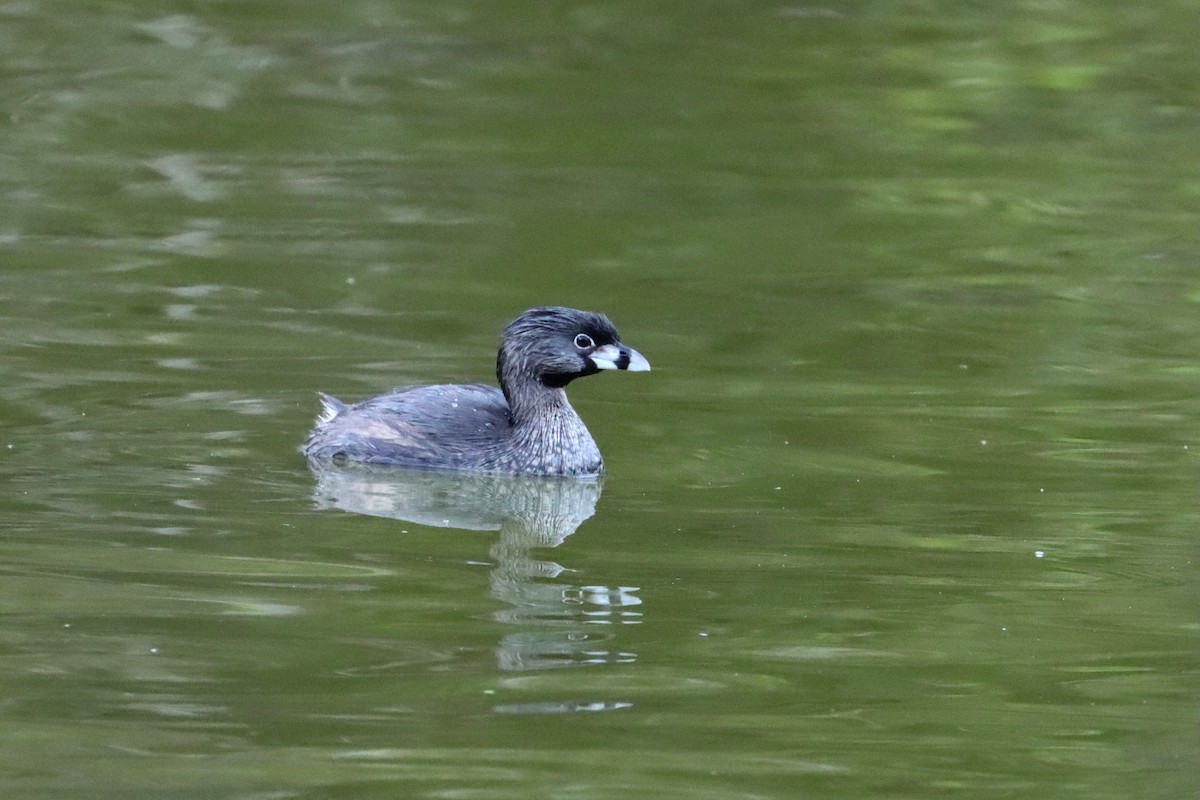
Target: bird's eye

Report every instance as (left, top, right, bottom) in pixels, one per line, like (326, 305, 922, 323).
(574, 333, 595, 350)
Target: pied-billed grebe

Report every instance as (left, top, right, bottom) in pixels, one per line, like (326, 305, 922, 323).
(303, 306, 650, 476)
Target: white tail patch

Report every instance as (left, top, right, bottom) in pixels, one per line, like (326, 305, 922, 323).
(316, 392, 346, 424)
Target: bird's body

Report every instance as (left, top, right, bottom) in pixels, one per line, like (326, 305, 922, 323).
(303, 307, 649, 476)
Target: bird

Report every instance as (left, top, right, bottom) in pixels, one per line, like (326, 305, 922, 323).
(302, 306, 649, 476)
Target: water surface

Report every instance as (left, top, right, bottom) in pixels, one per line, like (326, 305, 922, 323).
(1, 2, 1197, 798)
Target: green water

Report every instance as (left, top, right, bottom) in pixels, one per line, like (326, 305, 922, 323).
(2, 2, 1197, 798)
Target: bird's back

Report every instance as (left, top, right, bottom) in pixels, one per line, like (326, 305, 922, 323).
(303, 383, 514, 470)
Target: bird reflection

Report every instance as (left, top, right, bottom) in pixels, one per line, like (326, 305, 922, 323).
(308, 462, 640, 671)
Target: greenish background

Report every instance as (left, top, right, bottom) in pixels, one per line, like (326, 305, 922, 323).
(1, 2, 1197, 798)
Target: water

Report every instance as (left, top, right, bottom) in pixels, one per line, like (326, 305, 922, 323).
(1, 2, 1197, 798)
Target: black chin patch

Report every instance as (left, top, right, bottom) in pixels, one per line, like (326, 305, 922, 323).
(541, 364, 598, 388)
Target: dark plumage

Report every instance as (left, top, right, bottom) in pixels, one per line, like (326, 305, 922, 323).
(302, 307, 650, 476)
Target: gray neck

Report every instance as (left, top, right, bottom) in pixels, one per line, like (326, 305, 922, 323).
(501, 371, 601, 475)
(500, 357, 562, 425)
